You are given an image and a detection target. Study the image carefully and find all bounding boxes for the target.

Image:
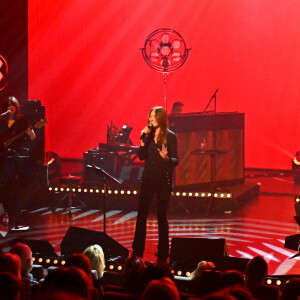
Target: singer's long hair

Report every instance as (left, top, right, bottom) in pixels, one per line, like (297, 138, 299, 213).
(3, 96, 21, 119)
(148, 106, 168, 145)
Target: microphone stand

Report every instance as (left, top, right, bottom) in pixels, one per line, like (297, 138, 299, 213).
(203, 89, 218, 113)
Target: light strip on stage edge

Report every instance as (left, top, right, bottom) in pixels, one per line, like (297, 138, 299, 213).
(48, 187, 232, 199)
(32, 255, 287, 286)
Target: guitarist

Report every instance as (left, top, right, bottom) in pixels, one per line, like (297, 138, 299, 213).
(0, 96, 36, 228)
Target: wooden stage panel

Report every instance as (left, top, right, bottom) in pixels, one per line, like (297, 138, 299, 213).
(169, 112, 244, 187)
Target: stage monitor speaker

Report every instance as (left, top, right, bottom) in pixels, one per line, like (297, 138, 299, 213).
(213, 256, 250, 274)
(60, 226, 129, 260)
(170, 238, 228, 270)
(285, 233, 300, 251)
(18, 239, 57, 257)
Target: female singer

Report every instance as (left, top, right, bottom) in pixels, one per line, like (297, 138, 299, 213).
(132, 106, 178, 262)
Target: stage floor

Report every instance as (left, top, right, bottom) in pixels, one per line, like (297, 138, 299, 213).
(1, 169, 300, 276)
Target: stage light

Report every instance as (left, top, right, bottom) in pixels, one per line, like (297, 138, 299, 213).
(109, 265, 114, 270)
(177, 270, 182, 276)
(292, 151, 300, 184)
(84, 189, 88, 193)
(60, 188, 64, 192)
(182, 192, 186, 196)
(114, 190, 118, 194)
(276, 280, 281, 286)
(46, 259, 50, 264)
(61, 260, 66, 265)
(108, 190, 112, 194)
(266, 279, 272, 285)
(294, 196, 300, 217)
(38, 258, 43, 263)
(53, 259, 58, 265)
(118, 265, 122, 271)
(49, 187, 52, 191)
(66, 188, 70, 192)
(78, 188, 82, 192)
(90, 189, 94, 193)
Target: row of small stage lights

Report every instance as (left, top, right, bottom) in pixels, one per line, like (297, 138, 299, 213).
(48, 187, 232, 199)
(32, 255, 290, 287)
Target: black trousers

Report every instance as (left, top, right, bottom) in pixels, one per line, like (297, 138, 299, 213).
(132, 182, 171, 260)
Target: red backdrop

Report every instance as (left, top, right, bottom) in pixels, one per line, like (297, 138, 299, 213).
(28, 0, 300, 169)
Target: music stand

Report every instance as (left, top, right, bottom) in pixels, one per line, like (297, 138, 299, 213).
(191, 149, 228, 216)
(86, 164, 122, 233)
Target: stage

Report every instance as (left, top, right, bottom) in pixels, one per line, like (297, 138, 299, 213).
(1, 168, 300, 277)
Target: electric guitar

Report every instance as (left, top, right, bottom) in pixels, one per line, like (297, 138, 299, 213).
(0, 119, 47, 152)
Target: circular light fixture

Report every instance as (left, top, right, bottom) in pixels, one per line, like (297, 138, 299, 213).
(141, 28, 190, 73)
(0, 54, 8, 91)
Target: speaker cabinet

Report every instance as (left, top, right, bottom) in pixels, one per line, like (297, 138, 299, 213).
(20, 239, 56, 256)
(21, 100, 45, 163)
(170, 238, 228, 270)
(60, 226, 129, 260)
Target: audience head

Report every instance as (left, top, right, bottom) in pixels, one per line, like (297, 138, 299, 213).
(191, 260, 216, 278)
(245, 256, 268, 286)
(201, 292, 237, 300)
(124, 255, 145, 276)
(0, 253, 21, 279)
(0, 272, 22, 300)
(122, 255, 146, 294)
(9, 243, 33, 275)
(224, 285, 253, 300)
(83, 244, 105, 278)
(141, 262, 174, 293)
(220, 270, 245, 289)
(142, 277, 180, 300)
(40, 266, 92, 300)
(65, 253, 92, 280)
(280, 278, 300, 300)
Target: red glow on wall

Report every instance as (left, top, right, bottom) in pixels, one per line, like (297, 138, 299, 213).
(28, 0, 300, 169)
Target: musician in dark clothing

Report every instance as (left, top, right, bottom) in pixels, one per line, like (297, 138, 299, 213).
(132, 106, 178, 262)
(0, 96, 36, 228)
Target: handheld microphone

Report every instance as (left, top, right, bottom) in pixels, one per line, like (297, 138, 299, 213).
(0, 110, 11, 118)
(140, 123, 154, 141)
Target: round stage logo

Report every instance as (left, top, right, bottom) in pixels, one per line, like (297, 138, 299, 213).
(0, 54, 8, 91)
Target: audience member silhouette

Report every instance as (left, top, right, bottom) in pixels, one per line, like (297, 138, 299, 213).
(39, 266, 93, 300)
(10, 243, 37, 285)
(280, 278, 300, 300)
(220, 270, 245, 289)
(83, 245, 105, 279)
(140, 262, 174, 294)
(0, 252, 21, 278)
(0, 272, 23, 300)
(191, 260, 215, 278)
(142, 277, 180, 300)
(65, 253, 93, 281)
(121, 255, 146, 295)
(245, 256, 279, 300)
